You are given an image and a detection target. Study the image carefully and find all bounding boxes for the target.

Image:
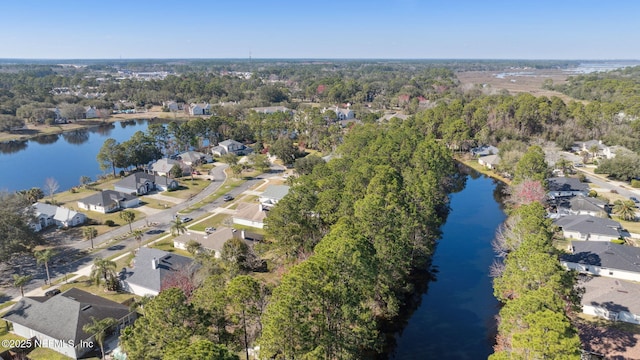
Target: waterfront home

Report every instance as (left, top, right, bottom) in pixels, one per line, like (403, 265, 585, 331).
(211, 139, 253, 157)
(2, 288, 135, 359)
(470, 145, 499, 157)
(150, 158, 190, 177)
(120, 248, 194, 297)
(31, 202, 86, 231)
(188, 103, 211, 116)
(579, 275, 640, 324)
(177, 150, 209, 166)
(547, 177, 589, 199)
(77, 190, 139, 214)
(114, 172, 178, 195)
(561, 241, 640, 282)
(554, 215, 623, 242)
(84, 106, 98, 119)
(478, 154, 500, 170)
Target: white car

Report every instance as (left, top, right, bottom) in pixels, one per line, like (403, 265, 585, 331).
(205, 227, 216, 234)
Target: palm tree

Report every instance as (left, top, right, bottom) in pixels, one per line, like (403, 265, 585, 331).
(119, 210, 136, 233)
(555, 158, 572, 175)
(613, 200, 637, 221)
(83, 226, 98, 249)
(132, 229, 144, 249)
(170, 217, 187, 236)
(34, 249, 55, 285)
(82, 316, 118, 360)
(90, 258, 117, 288)
(13, 274, 32, 297)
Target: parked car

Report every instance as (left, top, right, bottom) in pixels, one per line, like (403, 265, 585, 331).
(45, 289, 61, 297)
(223, 194, 234, 202)
(205, 227, 216, 234)
(180, 216, 193, 223)
(631, 197, 639, 203)
(146, 229, 164, 235)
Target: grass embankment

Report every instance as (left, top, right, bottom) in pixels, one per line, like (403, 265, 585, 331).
(457, 156, 512, 184)
(150, 239, 192, 258)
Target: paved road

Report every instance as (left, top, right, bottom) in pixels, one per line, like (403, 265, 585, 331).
(1, 163, 283, 301)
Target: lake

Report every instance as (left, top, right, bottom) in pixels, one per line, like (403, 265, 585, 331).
(390, 169, 506, 359)
(0, 120, 152, 193)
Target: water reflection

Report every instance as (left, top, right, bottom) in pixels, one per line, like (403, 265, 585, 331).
(120, 120, 137, 128)
(31, 134, 60, 145)
(0, 140, 28, 154)
(89, 123, 115, 136)
(62, 129, 90, 145)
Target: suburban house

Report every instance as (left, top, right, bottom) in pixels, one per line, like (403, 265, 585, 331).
(322, 106, 355, 121)
(150, 158, 190, 177)
(259, 185, 291, 209)
(556, 195, 609, 217)
(77, 190, 139, 214)
(188, 103, 211, 116)
(31, 202, 86, 231)
(470, 145, 499, 157)
(178, 151, 210, 166)
(173, 228, 262, 258)
(2, 288, 135, 359)
(579, 276, 640, 324)
(561, 241, 640, 282)
(554, 215, 623, 242)
(233, 203, 267, 229)
(250, 106, 292, 114)
(478, 154, 501, 170)
(603, 145, 633, 159)
(120, 248, 195, 297)
(211, 139, 253, 157)
(162, 101, 182, 112)
(547, 177, 589, 199)
(84, 106, 98, 119)
(577, 140, 633, 160)
(113, 172, 178, 195)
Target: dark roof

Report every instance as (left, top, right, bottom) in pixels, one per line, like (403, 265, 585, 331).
(554, 215, 621, 237)
(114, 172, 173, 191)
(558, 195, 608, 213)
(2, 288, 130, 343)
(123, 248, 194, 293)
(561, 241, 640, 273)
(548, 177, 589, 193)
(79, 190, 136, 207)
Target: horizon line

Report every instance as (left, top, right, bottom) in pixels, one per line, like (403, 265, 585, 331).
(1, 57, 640, 62)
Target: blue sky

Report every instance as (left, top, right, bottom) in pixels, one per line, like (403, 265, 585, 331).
(1, 0, 639, 59)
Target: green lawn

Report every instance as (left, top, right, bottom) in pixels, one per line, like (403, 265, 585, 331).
(150, 239, 193, 258)
(28, 347, 78, 360)
(0, 332, 26, 352)
(162, 179, 210, 200)
(189, 213, 231, 231)
(138, 196, 175, 210)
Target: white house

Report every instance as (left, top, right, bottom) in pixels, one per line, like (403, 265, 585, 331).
(233, 203, 267, 229)
(211, 139, 253, 157)
(580, 276, 640, 324)
(259, 185, 291, 209)
(188, 103, 211, 116)
(162, 101, 182, 112)
(77, 190, 139, 214)
(323, 106, 355, 120)
(554, 215, 623, 242)
(31, 203, 86, 231)
(478, 154, 500, 170)
(120, 248, 194, 297)
(150, 158, 190, 177)
(2, 288, 135, 359)
(561, 241, 640, 282)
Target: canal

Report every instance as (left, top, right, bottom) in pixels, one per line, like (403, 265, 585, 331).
(390, 169, 506, 359)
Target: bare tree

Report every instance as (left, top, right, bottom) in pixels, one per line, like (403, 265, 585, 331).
(44, 177, 59, 203)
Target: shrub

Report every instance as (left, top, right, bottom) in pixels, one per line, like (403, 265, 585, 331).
(632, 180, 640, 188)
(588, 190, 598, 197)
(610, 239, 626, 245)
(105, 220, 115, 227)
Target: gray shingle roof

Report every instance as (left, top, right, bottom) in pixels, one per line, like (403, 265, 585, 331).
(114, 172, 173, 191)
(554, 215, 622, 238)
(261, 185, 291, 202)
(78, 190, 136, 207)
(2, 288, 130, 343)
(122, 248, 194, 293)
(581, 276, 640, 315)
(561, 241, 640, 273)
(558, 195, 608, 213)
(548, 177, 590, 193)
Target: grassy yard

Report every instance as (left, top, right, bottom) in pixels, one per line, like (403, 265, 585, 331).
(149, 239, 193, 258)
(162, 179, 210, 200)
(57, 276, 137, 304)
(29, 347, 82, 360)
(189, 213, 232, 232)
(138, 197, 175, 210)
(0, 331, 26, 352)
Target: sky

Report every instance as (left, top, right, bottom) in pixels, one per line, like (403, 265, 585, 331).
(1, 0, 639, 60)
